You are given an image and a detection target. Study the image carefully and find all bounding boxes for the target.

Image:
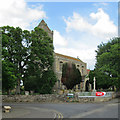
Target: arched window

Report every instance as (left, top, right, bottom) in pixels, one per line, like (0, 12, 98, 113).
(85, 80, 89, 91)
(60, 61, 63, 63)
(59, 61, 63, 71)
(77, 64, 80, 67)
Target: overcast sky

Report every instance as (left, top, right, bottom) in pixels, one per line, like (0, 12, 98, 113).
(0, 0, 118, 70)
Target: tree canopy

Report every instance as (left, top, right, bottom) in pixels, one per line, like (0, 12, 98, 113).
(61, 62, 82, 89)
(2, 26, 31, 94)
(24, 27, 56, 94)
(94, 37, 120, 90)
(2, 25, 57, 94)
(88, 70, 94, 89)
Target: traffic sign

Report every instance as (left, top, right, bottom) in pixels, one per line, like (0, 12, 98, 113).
(96, 92, 106, 96)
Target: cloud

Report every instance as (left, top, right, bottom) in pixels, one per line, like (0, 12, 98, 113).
(55, 47, 95, 61)
(54, 46, 96, 70)
(90, 8, 117, 38)
(93, 2, 108, 7)
(63, 13, 92, 33)
(64, 8, 117, 40)
(100, 3, 108, 6)
(0, 0, 46, 29)
(53, 32, 97, 70)
(53, 30, 67, 47)
(57, 8, 117, 70)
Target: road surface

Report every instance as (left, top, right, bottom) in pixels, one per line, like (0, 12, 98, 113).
(2, 98, 119, 119)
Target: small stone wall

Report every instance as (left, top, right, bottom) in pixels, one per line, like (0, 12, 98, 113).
(2, 94, 65, 103)
(2, 94, 114, 103)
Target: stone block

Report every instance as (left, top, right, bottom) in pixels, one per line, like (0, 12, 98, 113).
(3, 106, 11, 113)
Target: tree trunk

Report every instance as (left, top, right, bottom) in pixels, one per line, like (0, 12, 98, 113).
(16, 63, 22, 94)
(7, 90, 9, 95)
(16, 79, 20, 94)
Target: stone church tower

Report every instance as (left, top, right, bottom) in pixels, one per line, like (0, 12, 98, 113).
(37, 20, 89, 92)
(38, 20, 53, 40)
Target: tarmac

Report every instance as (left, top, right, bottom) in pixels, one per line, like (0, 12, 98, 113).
(2, 105, 62, 119)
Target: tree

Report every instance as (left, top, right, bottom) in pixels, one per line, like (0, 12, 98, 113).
(38, 70, 57, 94)
(32, 27, 53, 67)
(2, 26, 56, 94)
(61, 62, 82, 89)
(2, 26, 31, 94)
(2, 60, 17, 94)
(88, 70, 94, 89)
(24, 27, 56, 93)
(95, 37, 120, 90)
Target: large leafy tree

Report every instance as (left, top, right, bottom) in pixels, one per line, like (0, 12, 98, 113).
(24, 69, 57, 94)
(61, 62, 82, 89)
(95, 37, 120, 90)
(38, 70, 57, 94)
(23, 27, 57, 93)
(2, 26, 31, 94)
(2, 25, 56, 94)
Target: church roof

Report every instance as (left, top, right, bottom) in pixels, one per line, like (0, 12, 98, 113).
(55, 52, 84, 63)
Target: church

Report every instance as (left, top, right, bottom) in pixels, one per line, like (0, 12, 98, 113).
(38, 20, 91, 92)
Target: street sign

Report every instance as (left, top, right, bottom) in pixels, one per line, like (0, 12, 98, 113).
(96, 92, 106, 96)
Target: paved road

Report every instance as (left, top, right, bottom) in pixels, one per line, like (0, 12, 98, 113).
(2, 98, 119, 119)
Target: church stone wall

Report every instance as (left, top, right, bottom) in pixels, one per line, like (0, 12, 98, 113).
(53, 53, 87, 91)
(37, 20, 88, 92)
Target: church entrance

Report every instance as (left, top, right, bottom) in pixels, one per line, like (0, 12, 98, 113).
(85, 80, 89, 91)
